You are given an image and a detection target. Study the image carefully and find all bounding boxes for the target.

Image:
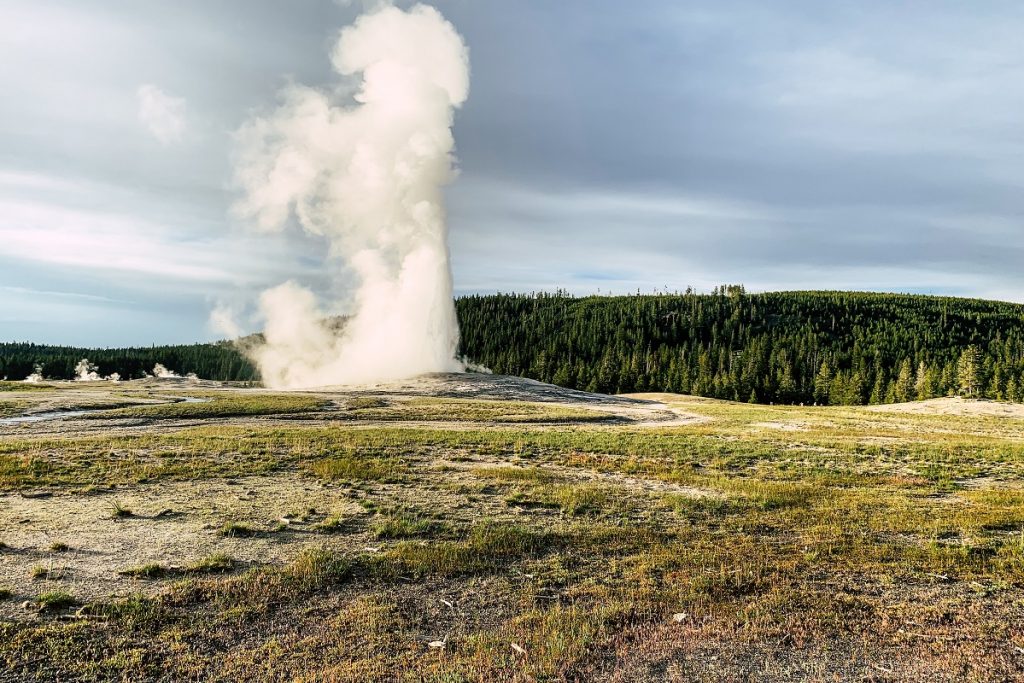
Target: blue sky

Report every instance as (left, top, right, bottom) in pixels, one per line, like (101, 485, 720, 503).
(3, 0, 1024, 346)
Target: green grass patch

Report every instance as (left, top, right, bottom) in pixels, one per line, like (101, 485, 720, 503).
(186, 553, 235, 574)
(384, 524, 560, 578)
(507, 483, 616, 516)
(308, 455, 405, 482)
(346, 397, 614, 424)
(370, 510, 438, 539)
(0, 381, 55, 392)
(35, 590, 77, 610)
(94, 394, 327, 420)
(118, 563, 169, 579)
(475, 466, 563, 483)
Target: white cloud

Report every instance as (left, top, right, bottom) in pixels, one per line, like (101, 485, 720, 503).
(137, 84, 186, 144)
(0, 169, 325, 289)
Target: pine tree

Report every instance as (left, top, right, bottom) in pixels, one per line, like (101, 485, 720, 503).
(894, 359, 914, 403)
(914, 361, 929, 400)
(870, 373, 886, 404)
(957, 346, 982, 397)
(813, 360, 832, 405)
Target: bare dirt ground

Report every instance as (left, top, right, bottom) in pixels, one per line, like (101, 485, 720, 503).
(867, 395, 1024, 418)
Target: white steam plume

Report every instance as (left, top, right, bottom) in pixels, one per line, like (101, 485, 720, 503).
(75, 359, 121, 382)
(24, 364, 43, 383)
(75, 358, 101, 381)
(232, 2, 468, 389)
(153, 363, 179, 379)
(152, 364, 197, 381)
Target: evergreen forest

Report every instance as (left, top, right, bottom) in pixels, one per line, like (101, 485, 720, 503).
(456, 289, 1024, 405)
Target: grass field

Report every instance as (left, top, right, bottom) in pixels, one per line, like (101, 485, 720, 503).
(0, 378, 1022, 681)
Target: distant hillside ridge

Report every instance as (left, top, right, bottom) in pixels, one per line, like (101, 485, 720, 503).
(5, 289, 1024, 405)
(455, 288, 1024, 405)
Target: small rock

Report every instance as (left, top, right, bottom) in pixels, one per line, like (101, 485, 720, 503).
(427, 639, 446, 649)
(21, 601, 35, 611)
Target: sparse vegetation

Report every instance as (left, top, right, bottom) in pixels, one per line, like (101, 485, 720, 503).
(1, 382, 1023, 680)
(220, 522, 259, 538)
(109, 502, 133, 519)
(118, 563, 168, 579)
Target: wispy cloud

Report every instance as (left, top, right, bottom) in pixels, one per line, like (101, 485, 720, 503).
(0, 285, 127, 304)
(0, 197, 228, 281)
(0, 169, 321, 291)
(137, 84, 186, 145)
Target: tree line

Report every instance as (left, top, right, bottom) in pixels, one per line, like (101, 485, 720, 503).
(0, 342, 257, 383)
(5, 289, 1024, 405)
(455, 288, 1024, 405)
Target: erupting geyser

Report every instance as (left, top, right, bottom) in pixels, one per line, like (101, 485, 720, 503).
(231, 2, 469, 389)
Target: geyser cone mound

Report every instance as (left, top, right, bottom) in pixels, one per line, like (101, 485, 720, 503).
(313, 372, 651, 406)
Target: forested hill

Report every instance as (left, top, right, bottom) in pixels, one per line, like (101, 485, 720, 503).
(456, 289, 1024, 405)
(5, 289, 1024, 405)
(0, 342, 257, 383)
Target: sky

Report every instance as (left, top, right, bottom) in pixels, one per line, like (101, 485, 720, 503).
(3, 0, 1024, 346)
